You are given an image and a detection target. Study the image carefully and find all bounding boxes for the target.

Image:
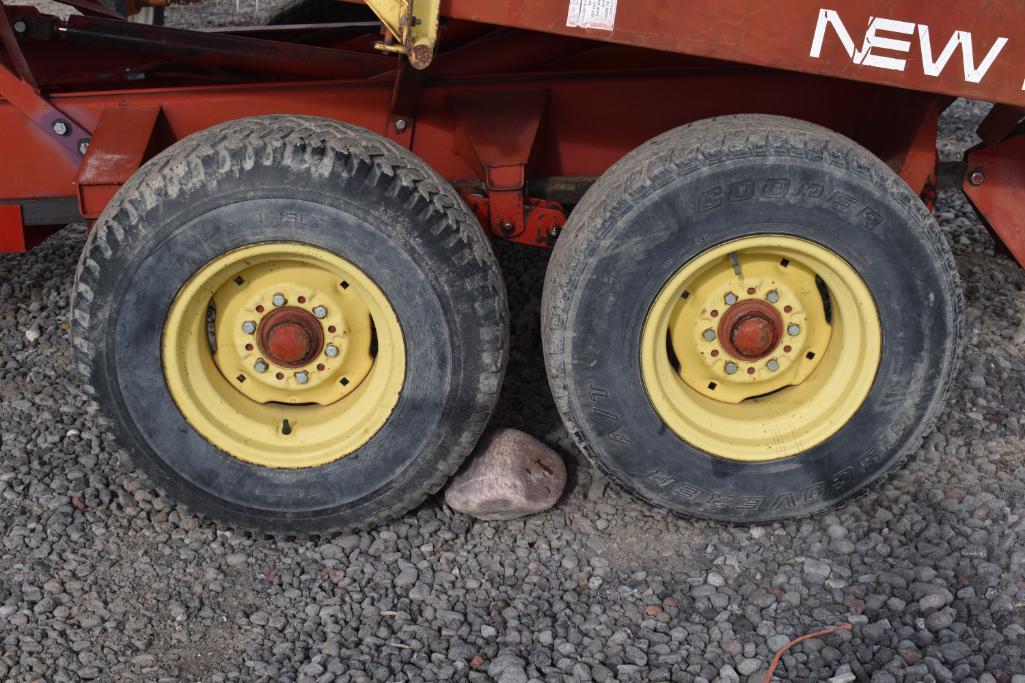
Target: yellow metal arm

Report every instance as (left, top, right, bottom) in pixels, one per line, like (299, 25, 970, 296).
(363, 0, 440, 70)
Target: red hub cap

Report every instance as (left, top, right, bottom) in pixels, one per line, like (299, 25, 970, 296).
(258, 307, 324, 368)
(718, 299, 783, 361)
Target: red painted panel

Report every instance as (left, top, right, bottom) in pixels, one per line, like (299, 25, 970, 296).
(438, 1, 1025, 107)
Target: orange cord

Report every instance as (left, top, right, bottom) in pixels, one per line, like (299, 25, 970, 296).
(763, 623, 853, 683)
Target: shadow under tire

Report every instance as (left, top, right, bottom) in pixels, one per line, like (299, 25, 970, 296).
(72, 115, 508, 533)
(542, 114, 963, 522)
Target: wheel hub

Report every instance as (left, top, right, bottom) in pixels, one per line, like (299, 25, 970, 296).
(719, 300, 782, 360)
(162, 242, 407, 469)
(259, 307, 324, 368)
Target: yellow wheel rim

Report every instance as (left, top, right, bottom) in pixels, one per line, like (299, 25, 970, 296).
(162, 242, 405, 469)
(640, 235, 881, 462)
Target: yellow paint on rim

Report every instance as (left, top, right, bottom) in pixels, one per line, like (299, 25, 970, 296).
(162, 242, 405, 469)
(640, 235, 881, 462)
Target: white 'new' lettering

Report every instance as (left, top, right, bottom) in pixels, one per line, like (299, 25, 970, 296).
(918, 26, 1007, 83)
(811, 8, 1008, 84)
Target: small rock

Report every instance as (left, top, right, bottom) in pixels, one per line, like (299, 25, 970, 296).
(487, 652, 528, 683)
(445, 428, 567, 521)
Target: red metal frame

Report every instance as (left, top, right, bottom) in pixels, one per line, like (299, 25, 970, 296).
(0, 0, 1024, 261)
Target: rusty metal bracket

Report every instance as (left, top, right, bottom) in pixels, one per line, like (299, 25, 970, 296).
(449, 89, 560, 242)
(386, 59, 427, 149)
(963, 134, 1025, 268)
(364, 0, 439, 70)
(76, 105, 160, 218)
(0, 6, 91, 166)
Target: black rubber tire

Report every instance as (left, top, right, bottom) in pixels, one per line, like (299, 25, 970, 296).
(72, 115, 508, 533)
(542, 114, 963, 523)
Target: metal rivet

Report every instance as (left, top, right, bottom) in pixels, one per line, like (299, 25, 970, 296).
(254, 359, 269, 373)
(272, 293, 286, 307)
(766, 290, 780, 304)
(767, 359, 780, 372)
(724, 292, 738, 305)
(313, 306, 328, 319)
(325, 344, 339, 358)
(242, 321, 257, 334)
(969, 168, 986, 186)
(52, 119, 70, 136)
(724, 362, 738, 375)
(295, 371, 310, 385)
(787, 323, 801, 336)
(702, 329, 716, 342)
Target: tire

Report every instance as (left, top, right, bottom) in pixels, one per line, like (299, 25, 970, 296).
(542, 114, 963, 523)
(72, 115, 508, 533)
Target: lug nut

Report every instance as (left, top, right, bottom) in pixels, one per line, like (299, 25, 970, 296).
(787, 323, 801, 336)
(295, 371, 310, 385)
(325, 344, 339, 358)
(254, 359, 269, 373)
(313, 306, 328, 319)
(767, 359, 780, 372)
(724, 362, 739, 375)
(242, 320, 257, 334)
(724, 292, 738, 305)
(766, 290, 780, 304)
(272, 293, 287, 307)
(702, 329, 716, 342)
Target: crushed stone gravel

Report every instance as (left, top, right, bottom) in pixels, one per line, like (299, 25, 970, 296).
(1, 5, 1024, 680)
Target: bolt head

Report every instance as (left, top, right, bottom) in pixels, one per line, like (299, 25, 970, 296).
(313, 306, 328, 319)
(767, 359, 780, 372)
(724, 292, 738, 305)
(724, 362, 739, 375)
(52, 120, 69, 136)
(394, 118, 408, 132)
(77, 139, 90, 155)
(766, 290, 780, 304)
(254, 359, 269, 373)
(242, 321, 257, 334)
(13, 19, 27, 33)
(295, 371, 310, 385)
(787, 323, 801, 336)
(702, 329, 716, 342)
(272, 293, 286, 307)
(325, 344, 339, 358)
(969, 168, 986, 186)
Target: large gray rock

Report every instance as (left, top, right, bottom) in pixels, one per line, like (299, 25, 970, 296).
(445, 428, 566, 521)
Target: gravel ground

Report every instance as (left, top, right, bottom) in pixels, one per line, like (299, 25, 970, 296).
(2, 7, 1025, 681)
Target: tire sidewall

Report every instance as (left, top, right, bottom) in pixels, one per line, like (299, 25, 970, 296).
(86, 148, 498, 530)
(558, 156, 955, 520)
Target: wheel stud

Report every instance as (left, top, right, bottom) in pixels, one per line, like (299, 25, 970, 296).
(767, 359, 780, 372)
(295, 371, 310, 385)
(724, 292, 738, 305)
(242, 320, 257, 335)
(787, 323, 800, 336)
(724, 362, 738, 375)
(272, 293, 287, 307)
(766, 290, 779, 303)
(702, 329, 716, 342)
(325, 344, 339, 358)
(313, 306, 328, 319)
(254, 359, 269, 373)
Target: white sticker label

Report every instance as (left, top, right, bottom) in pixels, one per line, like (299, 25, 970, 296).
(567, 0, 618, 31)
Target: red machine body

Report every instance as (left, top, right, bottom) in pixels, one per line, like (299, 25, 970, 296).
(0, 1, 1023, 259)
